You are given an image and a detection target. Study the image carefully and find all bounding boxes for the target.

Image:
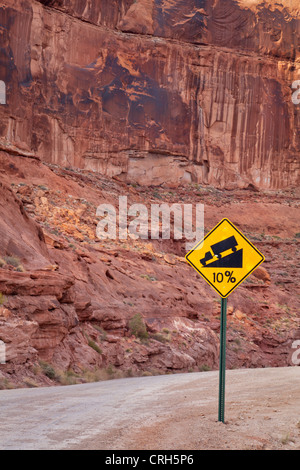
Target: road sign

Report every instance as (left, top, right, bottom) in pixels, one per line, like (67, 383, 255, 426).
(185, 218, 265, 298)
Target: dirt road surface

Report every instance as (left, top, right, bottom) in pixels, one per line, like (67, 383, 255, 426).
(0, 367, 299, 450)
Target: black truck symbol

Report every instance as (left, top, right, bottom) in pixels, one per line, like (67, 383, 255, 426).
(200, 236, 238, 266)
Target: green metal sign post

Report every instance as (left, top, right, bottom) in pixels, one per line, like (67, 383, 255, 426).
(218, 297, 227, 423)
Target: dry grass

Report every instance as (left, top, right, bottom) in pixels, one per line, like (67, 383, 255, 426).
(0, 256, 25, 272)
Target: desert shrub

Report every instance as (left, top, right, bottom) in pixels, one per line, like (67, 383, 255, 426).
(198, 364, 211, 372)
(0, 378, 14, 390)
(92, 325, 107, 341)
(39, 360, 57, 380)
(128, 313, 149, 340)
(88, 338, 102, 354)
(150, 332, 168, 343)
(23, 378, 39, 388)
(57, 369, 79, 386)
(140, 274, 157, 282)
(3, 256, 20, 268)
(2, 256, 25, 272)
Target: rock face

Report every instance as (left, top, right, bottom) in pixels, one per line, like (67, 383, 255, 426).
(0, 148, 299, 388)
(0, 0, 299, 189)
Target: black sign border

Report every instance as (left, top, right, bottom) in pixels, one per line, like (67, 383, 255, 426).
(185, 218, 265, 298)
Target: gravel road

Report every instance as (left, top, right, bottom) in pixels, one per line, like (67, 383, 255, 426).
(0, 367, 299, 450)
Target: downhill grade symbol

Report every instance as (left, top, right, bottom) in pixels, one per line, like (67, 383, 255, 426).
(185, 218, 265, 298)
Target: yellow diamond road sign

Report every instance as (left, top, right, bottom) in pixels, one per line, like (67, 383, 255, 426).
(185, 218, 265, 298)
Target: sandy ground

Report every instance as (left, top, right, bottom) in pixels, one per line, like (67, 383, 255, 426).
(119, 368, 300, 451)
(0, 367, 299, 450)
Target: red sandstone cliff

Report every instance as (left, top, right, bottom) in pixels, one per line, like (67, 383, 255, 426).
(0, 0, 299, 188)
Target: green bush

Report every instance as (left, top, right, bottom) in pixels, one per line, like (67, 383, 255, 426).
(2, 256, 25, 272)
(88, 338, 102, 354)
(128, 313, 149, 340)
(150, 332, 169, 343)
(199, 364, 211, 372)
(39, 360, 57, 380)
(93, 325, 107, 341)
(3, 256, 21, 268)
(140, 274, 157, 282)
(0, 378, 14, 390)
(57, 369, 79, 386)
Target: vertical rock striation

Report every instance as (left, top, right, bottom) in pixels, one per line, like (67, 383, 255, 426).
(0, 0, 299, 188)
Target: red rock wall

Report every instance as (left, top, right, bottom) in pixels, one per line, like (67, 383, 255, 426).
(0, 0, 299, 188)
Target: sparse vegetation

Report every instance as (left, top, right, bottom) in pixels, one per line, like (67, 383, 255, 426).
(39, 360, 57, 380)
(3, 256, 20, 268)
(55, 365, 159, 385)
(142, 370, 152, 377)
(198, 364, 211, 372)
(37, 184, 48, 191)
(0, 378, 14, 390)
(38, 365, 133, 385)
(93, 325, 107, 341)
(233, 338, 241, 346)
(128, 313, 149, 341)
(88, 338, 102, 354)
(23, 378, 39, 388)
(280, 433, 295, 445)
(1, 256, 25, 272)
(275, 303, 290, 314)
(57, 369, 79, 385)
(105, 364, 115, 376)
(150, 332, 168, 343)
(140, 274, 157, 282)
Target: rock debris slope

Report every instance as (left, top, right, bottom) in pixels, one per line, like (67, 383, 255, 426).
(0, 150, 299, 388)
